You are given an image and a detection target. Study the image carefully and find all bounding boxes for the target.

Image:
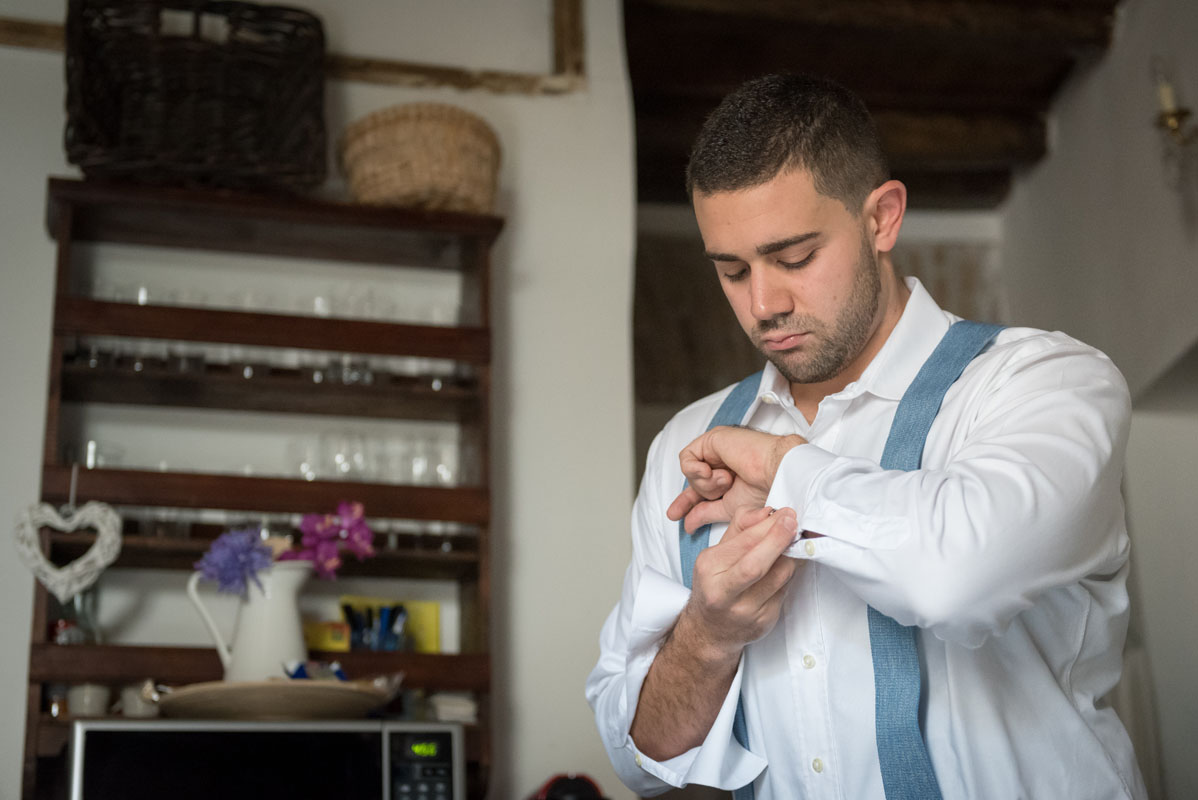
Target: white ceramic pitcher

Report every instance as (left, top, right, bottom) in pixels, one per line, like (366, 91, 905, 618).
(186, 560, 313, 682)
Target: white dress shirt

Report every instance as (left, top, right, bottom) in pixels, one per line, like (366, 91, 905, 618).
(587, 278, 1147, 799)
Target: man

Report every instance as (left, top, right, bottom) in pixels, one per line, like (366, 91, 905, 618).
(587, 74, 1146, 799)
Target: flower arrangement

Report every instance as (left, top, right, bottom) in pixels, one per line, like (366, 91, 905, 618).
(194, 502, 376, 593)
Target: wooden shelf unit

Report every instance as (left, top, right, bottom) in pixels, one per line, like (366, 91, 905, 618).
(22, 178, 502, 800)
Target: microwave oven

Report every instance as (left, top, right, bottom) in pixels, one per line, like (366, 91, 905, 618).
(69, 719, 465, 800)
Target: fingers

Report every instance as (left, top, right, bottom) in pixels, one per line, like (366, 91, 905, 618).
(682, 498, 730, 533)
(722, 505, 774, 540)
(666, 485, 702, 523)
(680, 446, 733, 501)
(725, 508, 798, 583)
(699, 507, 796, 584)
(688, 508, 800, 647)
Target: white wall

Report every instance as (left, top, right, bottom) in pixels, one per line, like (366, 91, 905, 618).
(0, 2, 637, 798)
(1000, 0, 1198, 796)
(1125, 353, 1198, 800)
(1001, 0, 1198, 399)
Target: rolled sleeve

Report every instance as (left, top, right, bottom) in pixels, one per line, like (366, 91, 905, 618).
(588, 566, 766, 793)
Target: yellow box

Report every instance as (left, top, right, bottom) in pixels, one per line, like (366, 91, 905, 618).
(303, 620, 351, 652)
(339, 595, 441, 654)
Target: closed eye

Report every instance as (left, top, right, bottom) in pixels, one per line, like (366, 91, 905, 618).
(779, 250, 817, 270)
(717, 262, 748, 282)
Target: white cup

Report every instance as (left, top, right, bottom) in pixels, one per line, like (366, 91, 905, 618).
(68, 683, 111, 717)
(119, 683, 159, 718)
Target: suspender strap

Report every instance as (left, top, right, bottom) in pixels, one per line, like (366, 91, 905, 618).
(675, 319, 1002, 799)
(679, 371, 762, 591)
(678, 370, 761, 800)
(869, 319, 1003, 800)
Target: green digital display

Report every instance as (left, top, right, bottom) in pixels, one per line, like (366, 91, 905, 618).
(410, 740, 439, 758)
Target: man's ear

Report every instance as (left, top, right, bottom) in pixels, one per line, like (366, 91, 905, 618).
(865, 180, 907, 253)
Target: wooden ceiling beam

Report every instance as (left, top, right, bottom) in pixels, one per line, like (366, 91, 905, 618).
(635, 96, 1045, 168)
(875, 110, 1046, 169)
(635, 156, 1013, 209)
(626, 0, 1116, 50)
(624, 5, 1077, 115)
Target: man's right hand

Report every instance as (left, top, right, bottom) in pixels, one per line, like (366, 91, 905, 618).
(681, 505, 799, 661)
(630, 505, 799, 761)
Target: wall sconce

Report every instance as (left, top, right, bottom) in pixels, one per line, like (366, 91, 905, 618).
(1152, 57, 1195, 188)
(1153, 58, 1196, 146)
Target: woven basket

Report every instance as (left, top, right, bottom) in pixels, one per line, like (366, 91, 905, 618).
(64, 0, 326, 191)
(340, 104, 501, 214)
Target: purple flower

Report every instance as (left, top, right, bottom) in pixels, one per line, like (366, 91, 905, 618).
(194, 527, 274, 595)
(280, 501, 375, 579)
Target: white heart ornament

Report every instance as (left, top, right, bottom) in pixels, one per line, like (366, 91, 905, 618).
(13, 501, 122, 603)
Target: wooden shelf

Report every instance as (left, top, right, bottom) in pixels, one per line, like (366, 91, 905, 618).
(47, 177, 504, 268)
(27, 179, 498, 799)
(55, 298, 491, 362)
(60, 359, 481, 421)
(40, 466, 490, 523)
(48, 532, 480, 580)
(29, 644, 490, 690)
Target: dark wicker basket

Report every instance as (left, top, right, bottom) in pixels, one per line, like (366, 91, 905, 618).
(65, 0, 326, 191)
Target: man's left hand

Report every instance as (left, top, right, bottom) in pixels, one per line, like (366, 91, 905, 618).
(667, 426, 807, 532)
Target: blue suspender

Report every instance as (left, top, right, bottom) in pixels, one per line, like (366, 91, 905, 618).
(677, 320, 1004, 799)
(677, 370, 762, 800)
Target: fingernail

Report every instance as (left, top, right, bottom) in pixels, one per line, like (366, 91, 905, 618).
(781, 515, 798, 532)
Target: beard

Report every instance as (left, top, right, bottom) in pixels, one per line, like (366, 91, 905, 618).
(752, 232, 882, 385)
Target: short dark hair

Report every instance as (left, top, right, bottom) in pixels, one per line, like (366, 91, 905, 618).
(685, 73, 889, 213)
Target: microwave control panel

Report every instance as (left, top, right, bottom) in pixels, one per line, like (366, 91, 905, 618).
(390, 729, 458, 800)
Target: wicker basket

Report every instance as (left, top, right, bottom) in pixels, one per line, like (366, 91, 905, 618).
(64, 0, 326, 191)
(340, 104, 501, 214)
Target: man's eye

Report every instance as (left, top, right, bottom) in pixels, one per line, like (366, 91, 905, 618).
(779, 251, 817, 270)
(721, 267, 748, 282)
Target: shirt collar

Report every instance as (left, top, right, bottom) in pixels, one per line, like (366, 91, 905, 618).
(751, 277, 953, 406)
(856, 276, 953, 401)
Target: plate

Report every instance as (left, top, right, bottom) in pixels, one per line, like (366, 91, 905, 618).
(158, 679, 392, 720)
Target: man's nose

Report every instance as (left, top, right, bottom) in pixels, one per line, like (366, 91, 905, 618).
(750, 268, 794, 321)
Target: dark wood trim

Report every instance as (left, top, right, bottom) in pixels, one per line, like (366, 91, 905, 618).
(29, 643, 490, 689)
(47, 177, 503, 268)
(626, 0, 1114, 48)
(41, 466, 490, 524)
(59, 360, 481, 421)
(874, 110, 1047, 169)
(48, 531, 479, 580)
(553, 0, 586, 77)
(0, 17, 62, 52)
(54, 299, 491, 362)
(1, 1, 585, 94)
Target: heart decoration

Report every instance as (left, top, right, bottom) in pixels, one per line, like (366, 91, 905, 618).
(13, 501, 122, 603)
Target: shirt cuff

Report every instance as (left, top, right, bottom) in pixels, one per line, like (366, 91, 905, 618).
(623, 567, 768, 791)
(768, 444, 909, 558)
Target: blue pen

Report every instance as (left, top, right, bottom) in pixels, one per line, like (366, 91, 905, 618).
(378, 606, 392, 652)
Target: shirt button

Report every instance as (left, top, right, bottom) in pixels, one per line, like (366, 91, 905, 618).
(634, 753, 643, 767)
(812, 757, 824, 773)
(760, 394, 778, 405)
(802, 654, 816, 669)
(804, 540, 816, 556)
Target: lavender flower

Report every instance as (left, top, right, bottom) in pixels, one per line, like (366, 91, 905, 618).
(278, 501, 375, 579)
(194, 527, 274, 595)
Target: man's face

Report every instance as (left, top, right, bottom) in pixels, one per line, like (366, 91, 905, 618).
(693, 169, 883, 387)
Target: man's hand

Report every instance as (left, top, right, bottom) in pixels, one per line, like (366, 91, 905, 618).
(681, 505, 800, 660)
(667, 427, 807, 533)
(630, 505, 800, 760)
